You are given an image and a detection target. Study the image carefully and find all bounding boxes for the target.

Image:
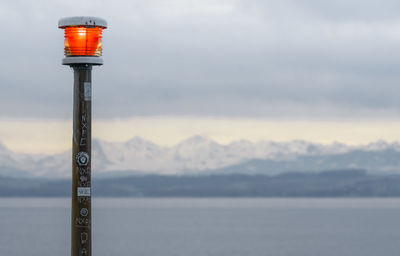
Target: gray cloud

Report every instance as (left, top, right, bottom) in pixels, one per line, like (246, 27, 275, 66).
(1, 0, 400, 120)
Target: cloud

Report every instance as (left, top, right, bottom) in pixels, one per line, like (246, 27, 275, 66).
(0, 0, 400, 119)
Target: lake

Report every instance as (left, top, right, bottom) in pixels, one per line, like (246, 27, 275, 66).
(0, 198, 399, 256)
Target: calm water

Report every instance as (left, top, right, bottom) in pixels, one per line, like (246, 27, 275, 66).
(0, 198, 399, 256)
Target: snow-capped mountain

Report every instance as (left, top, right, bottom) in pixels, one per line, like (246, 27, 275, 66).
(1, 136, 400, 178)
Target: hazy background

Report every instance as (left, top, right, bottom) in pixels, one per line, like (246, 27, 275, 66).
(2, 3, 400, 255)
(1, 0, 400, 154)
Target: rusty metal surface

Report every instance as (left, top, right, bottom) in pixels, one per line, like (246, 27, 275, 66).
(71, 64, 92, 256)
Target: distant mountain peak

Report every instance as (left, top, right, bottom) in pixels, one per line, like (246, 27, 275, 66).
(179, 135, 216, 145)
(1, 136, 400, 178)
(126, 136, 155, 144)
(0, 142, 8, 152)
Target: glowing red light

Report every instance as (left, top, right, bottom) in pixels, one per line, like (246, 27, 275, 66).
(64, 27, 103, 56)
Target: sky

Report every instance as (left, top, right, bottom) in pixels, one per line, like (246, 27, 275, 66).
(1, 0, 400, 153)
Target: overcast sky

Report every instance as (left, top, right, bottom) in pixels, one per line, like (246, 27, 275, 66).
(1, 0, 400, 120)
(1, 0, 400, 153)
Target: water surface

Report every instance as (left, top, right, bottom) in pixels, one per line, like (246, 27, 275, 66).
(0, 198, 399, 256)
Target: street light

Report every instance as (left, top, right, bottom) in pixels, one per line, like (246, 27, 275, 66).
(59, 16, 107, 256)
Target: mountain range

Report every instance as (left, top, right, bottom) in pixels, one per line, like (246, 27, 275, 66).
(1, 136, 400, 178)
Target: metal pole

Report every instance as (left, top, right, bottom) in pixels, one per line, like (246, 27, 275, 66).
(71, 64, 92, 256)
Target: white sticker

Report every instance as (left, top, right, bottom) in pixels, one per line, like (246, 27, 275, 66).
(84, 82, 91, 101)
(77, 187, 91, 197)
(76, 152, 89, 166)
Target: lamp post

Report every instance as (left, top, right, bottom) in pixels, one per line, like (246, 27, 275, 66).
(58, 16, 107, 256)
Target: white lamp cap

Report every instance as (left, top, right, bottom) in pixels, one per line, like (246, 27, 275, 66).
(58, 16, 107, 28)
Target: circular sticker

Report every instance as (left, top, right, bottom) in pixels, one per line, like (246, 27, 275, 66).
(80, 208, 88, 217)
(76, 152, 89, 166)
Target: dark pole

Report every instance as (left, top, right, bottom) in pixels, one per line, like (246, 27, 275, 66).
(71, 64, 92, 256)
(58, 16, 107, 256)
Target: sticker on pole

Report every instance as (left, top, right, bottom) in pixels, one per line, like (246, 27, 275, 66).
(77, 187, 91, 197)
(76, 152, 89, 166)
(84, 82, 91, 101)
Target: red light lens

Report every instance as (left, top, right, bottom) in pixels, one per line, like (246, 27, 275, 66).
(64, 27, 103, 56)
